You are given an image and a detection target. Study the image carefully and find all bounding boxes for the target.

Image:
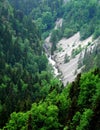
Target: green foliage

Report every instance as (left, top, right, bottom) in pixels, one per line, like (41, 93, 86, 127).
(92, 81, 100, 108)
(42, 12, 53, 30)
(93, 24, 100, 39)
(0, 0, 100, 130)
(76, 109, 93, 130)
(79, 41, 100, 72)
(64, 54, 70, 63)
(1, 69, 100, 130)
(3, 112, 28, 130)
(71, 111, 81, 129)
(71, 45, 83, 58)
(78, 71, 100, 107)
(8, 0, 64, 38)
(62, 0, 100, 39)
(3, 79, 63, 130)
(50, 28, 63, 54)
(0, 0, 51, 128)
(80, 24, 94, 40)
(63, 28, 75, 38)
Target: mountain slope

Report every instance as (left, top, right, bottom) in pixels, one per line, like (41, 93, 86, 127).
(0, 0, 52, 127)
(44, 0, 100, 85)
(2, 69, 100, 130)
(0, 0, 100, 129)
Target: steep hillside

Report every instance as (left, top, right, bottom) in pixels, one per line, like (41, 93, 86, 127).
(44, 0, 100, 85)
(0, 0, 53, 127)
(62, 0, 100, 40)
(8, 0, 64, 38)
(49, 0, 100, 54)
(0, 0, 100, 129)
(44, 19, 100, 85)
(2, 69, 100, 130)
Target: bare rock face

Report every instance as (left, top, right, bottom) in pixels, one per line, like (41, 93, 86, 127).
(44, 18, 63, 56)
(63, 0, 70, 4)
(44, 19, 99, 86)
(53, 33, 93, 85)
(55, 18, 63, 29)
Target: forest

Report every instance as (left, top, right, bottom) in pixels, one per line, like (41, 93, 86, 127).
(0, 0, 100, 130)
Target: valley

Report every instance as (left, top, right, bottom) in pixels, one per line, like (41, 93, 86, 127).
(44, 19, 96, 85)
(0, 0, 100, 129)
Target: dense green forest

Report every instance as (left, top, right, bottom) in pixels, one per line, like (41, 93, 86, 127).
(2, 69, 100, 130)
(0, 0, 51, 127)
(0, 0, 100, 129)
(8, 0, 63, 38)
(78, 38, 100, 72)
(62, 0, 100, 40)
(9, 0, 100, 40)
